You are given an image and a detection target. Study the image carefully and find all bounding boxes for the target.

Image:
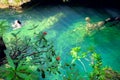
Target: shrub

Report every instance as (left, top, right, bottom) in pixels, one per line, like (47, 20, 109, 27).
(0, 31, 60, 80)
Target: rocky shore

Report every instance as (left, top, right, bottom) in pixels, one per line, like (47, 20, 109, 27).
(0, 0, 30, 9)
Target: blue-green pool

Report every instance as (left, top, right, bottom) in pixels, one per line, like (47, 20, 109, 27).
(0, 5, 120, 79)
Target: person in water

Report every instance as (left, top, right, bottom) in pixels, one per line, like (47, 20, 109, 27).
(85, 16, 120, 32)
(85, 17, 105, 32)
(12, 20, 22, 30)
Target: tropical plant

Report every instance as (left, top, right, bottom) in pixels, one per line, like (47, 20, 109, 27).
(70, 47, 88, 72)
(90, 53, 120, 80)
(89, 52, 105, 80)
(0, 20, 9, 36)
(69, 46, 120, 80)
(0, 53, 39, 80)
(0, 30, 60, 79)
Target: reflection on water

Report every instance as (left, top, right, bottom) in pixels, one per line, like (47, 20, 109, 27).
(0, 5, 120, 79)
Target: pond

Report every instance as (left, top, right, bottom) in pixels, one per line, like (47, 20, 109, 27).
(0, 5, 120, 79)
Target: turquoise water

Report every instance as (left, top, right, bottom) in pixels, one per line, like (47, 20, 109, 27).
(0, 5, 120, 79)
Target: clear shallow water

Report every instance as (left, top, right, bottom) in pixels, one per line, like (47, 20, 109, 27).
(0, 5, 120, 79)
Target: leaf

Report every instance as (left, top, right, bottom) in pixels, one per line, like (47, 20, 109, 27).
(17, 65, 30, 71)
(81, 52, 87, 58)
(72, 47, 81, 52)
(0, 20, 9, 36)
(11, 33, 17, 37)
(6, 71, 15, 80)
(71, 59, 76, 64)
(25, 74, 38, 80)
(17, 59, 25, 71)
(28, 25, 38, 30)
(5, 53, 15, 70)
(16, 31, 21, 35)
(16, 72, 28, 79)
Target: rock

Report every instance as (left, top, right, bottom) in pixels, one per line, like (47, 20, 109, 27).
(0, 4, 9, 9)
(0, 0, 31, 10)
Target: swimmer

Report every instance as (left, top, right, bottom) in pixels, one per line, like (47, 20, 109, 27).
(12, 20, 22, 30)
(85, 16, 120, 33)
(85, 17, 95, 31)
(85, 17, 105, 32)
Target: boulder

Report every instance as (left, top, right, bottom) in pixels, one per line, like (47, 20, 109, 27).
(0, 0, 30, 9)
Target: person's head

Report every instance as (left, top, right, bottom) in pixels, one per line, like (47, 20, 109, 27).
(17, 20, 21, 24)
(14, 20, 21, 25)
(85, 17, 91, 22)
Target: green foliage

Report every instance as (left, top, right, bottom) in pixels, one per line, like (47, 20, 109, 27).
(0, 53, 39, 80)
(70, 47, 88, 62)
(70, 47, 88, 72)
(0, 31, 60, 79)
(70, 47, 81, 60)
(90, 52, 105, 80)
(0, 20, 9, 36)
(70, 46, 120, 80)
(90, 53, 120, 80)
